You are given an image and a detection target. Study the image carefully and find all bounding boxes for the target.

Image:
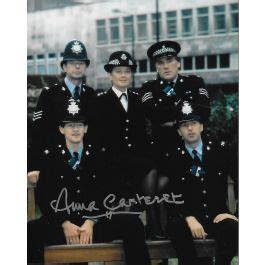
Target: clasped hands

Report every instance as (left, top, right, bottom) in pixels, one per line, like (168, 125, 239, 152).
(62, 219, 95, 245)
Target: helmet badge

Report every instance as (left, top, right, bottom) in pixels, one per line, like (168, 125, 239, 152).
(71, 41, 83, 54)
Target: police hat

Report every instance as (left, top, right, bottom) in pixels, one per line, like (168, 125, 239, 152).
(176, 101, 202, 127)
(60, 99, 87, 126)
(60, 39, 90, 69)
(147, 40, 181, 61)
(104, 51, 137, 72)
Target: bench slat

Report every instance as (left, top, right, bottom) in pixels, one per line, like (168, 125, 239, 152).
(44, 239, 216, 263)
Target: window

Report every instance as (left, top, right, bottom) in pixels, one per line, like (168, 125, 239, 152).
(137, 15, 147, 41)
(230, 3, 238, 32)
(123, 16, 133, 43)
(27, 65, 34, 74)
(214, 5, 226, 33)
(183, 56, 193, 70)
(207, 55, 217, 69)
(152, 13, 162, 39)
(27, 55, 33, 60)
(195, 56, 205, 69)
(37, 54, 44, 59)
(197, 7, 209, 35)
(110, 18, 120, 44)
(96, 19, 107, 44)
(150, 61, 156, 72)
(48, 64, 58, 74)
(138, 60, 147, 73)
(48, 53, 56, 58)
(219, 54, 230, 68)
(37, 64, 46, 74)
(182, 9, 193, 37)
(166, 11, 177, 38)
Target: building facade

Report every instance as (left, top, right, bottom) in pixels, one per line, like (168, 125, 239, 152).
(27, 0, 238, 90)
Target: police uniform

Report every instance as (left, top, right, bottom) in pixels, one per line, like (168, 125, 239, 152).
(139, 41, 210, 172)
(166, 102, 238, 265)
(29, 40, 95, 172)
(89, 51, 155, 198)
(28, 100, 151, 265)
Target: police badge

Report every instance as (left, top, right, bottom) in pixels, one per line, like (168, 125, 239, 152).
(71, 41, 83, 54)
(182, 101, 193, 115)
(67, 100, 80, 115)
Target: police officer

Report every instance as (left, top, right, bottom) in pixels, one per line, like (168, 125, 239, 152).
(166, 101, 238, 265)
(28, 39, 95, 183)
(88, 51, 164, 239)
(139, 40, 211, 175)
(28, 99, 151, 265)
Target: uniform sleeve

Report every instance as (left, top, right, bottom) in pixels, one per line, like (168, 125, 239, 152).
(28, 88, 51, 172)
(139, 82, 158, 123)
(193, 77, 211, 122)
(35, 154, 72, 225)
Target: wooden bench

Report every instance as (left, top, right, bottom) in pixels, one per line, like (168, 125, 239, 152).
(44, 239, 216, 264)
(28, 183, 232, 264)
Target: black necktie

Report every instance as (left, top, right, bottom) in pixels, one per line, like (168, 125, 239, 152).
(168, 81, 175, 88)
(73, 86, 80, 100)
(119, 93, 127, 100)
(69, 152, 80, 169)
(192, 149, 202, 166)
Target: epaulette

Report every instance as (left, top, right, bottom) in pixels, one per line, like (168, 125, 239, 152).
(187, 74, 201, 79)
(129, 90, 139, 95)
(176, 145, 186, 155)
(96, 91, 107, 97)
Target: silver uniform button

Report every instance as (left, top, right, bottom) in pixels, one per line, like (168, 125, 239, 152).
(165, 153, 169, 157)
(125, 128, 129, 131)
(60, 176, 64, 179)
(158, 98, 162, 102)
(128, 144, 132, 147)
(201, 178, 204, 182)
(126, 119, 129, 123)
(218, 172, 222, 175)
(77, 190, 80, 193)
(205, 214, 209, 218)
(92, 174, 96, 178)
(181, 177, 185, 181)
(202, 190, 207, 194)
(204, 204, 207, 207)
(125, 136, 128, 140)
(77, 212, 80, 215)
(76, 176, 80, 180)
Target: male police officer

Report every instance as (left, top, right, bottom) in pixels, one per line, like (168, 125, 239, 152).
(28, 39, 95, 183)
(166, 101, 238, 265)
(139, 40, 211, 175)
(28, 99, 151, 265)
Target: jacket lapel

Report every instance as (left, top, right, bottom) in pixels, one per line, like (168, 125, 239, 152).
(108, 88, 127, 115)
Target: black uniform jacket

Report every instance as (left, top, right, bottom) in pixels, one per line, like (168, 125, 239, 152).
(139, 74, 210, 125)
(88, 88, 152, 161)
(29, 81, 95, 172)
(166, 138, 231, 225)
(36, 143, 108, 226)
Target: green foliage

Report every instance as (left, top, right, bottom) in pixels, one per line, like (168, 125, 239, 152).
(206, 92, 238, 149)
